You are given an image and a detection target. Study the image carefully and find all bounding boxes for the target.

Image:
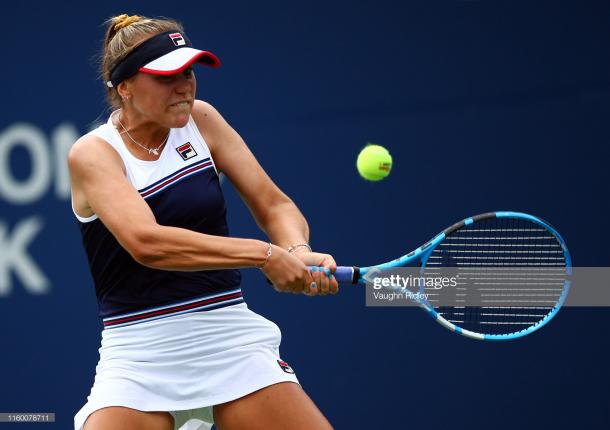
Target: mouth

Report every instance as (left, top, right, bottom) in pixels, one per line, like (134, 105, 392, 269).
(169, 101, 191, 108)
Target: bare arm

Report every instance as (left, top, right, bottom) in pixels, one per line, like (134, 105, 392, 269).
(192, 100, 309, 248)
(68, 135, 269, 271)
(193, 101, 338, 294)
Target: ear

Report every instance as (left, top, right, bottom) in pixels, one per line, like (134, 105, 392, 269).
(117, 82, 131, 101)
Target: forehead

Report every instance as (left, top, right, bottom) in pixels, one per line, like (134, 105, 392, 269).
(134, 67, 196, 83)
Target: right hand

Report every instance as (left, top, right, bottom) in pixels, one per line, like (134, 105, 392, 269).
(261, 245, 315, 294)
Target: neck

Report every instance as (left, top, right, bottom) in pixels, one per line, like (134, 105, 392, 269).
(115, 109, 170, 149)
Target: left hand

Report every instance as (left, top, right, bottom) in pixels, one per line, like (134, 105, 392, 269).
(292, 251, 339, 296)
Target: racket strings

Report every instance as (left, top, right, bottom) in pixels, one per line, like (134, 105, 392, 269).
(425, 216, 568, 336)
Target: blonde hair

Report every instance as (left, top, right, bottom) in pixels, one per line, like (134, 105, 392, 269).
(101, 14, 184, 109)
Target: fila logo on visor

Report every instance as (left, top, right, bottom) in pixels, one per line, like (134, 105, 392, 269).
(176, 142, 198, 160)
(169, 33, 186, 46)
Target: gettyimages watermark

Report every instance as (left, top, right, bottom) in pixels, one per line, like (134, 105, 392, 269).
(365, 267, 610, 307)
(370, 273, 459, 303)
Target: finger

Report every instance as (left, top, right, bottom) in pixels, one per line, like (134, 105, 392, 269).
(321, 256, 337, 272)
(305, 281, 317, 296)
(290, 274, 305, 294)
(313, 266, 323, 295)
(323, 260, 338, 295)
(318, 267, 332, 296)
(303, 267, 316, 295)
(316, 268, 330, 295)
(301, 267, 316, 296)
(329, 276, 339, 294)
(313, 267, 330, 296)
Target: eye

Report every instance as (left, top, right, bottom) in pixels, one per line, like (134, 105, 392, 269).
(183, 66, 194, 78)
(152, 67, 194, 83)
(155, 74, 174, 82)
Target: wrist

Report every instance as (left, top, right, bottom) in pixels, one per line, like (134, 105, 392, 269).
(287, 243, 312, 255)
(258, 241, 273, 269)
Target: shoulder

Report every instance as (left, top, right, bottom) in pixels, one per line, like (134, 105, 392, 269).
(190, 100, 235, 153)
(191, 100, 226, 133)
(68, 133, 125, 178)
(191, 99, 220, 122)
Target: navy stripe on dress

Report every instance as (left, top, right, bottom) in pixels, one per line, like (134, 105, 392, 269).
(139, 158, 214, 199)
(103, 288, 243, 329)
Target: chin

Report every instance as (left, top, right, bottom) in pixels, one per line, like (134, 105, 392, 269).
(170, 111, 192, 128)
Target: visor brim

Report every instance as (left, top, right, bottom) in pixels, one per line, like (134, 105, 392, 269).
(139, 47, 220, 75)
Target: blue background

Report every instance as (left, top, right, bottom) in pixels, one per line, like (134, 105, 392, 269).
(1, 1, 609, 428)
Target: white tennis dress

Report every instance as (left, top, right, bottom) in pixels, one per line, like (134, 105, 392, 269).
(73, 112, 298, 430)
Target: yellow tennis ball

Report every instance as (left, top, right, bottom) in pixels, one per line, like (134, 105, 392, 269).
(356, 144, 392, 181)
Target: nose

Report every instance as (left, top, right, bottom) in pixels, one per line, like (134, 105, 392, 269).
(175, 73, 195, 94)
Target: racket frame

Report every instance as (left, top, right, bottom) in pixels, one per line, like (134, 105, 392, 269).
(340, 211, 572, 341)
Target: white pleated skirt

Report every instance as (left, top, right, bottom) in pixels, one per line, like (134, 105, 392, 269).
(74, 303, 299, 430)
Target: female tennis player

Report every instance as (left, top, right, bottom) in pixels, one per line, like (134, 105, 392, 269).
(70, 14, 338, 430)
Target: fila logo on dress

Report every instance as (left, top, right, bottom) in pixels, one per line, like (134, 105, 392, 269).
(176, 142, 198, 160)
(277, 360, 295, 374)
(169, 33, 186, 46)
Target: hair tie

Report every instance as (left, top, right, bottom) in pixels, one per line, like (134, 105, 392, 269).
(113, 14, 141, 31)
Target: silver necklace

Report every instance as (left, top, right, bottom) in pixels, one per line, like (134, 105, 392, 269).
(116, 114, 170, 156)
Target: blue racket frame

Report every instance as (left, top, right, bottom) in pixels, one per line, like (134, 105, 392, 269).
(332, 211, 572, 341)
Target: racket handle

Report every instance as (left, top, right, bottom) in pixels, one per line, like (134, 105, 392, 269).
(333, 266, 360, 285)
(306, 266, 360, 285)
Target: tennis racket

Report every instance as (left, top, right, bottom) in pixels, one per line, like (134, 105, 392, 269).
(332, 211, 571, 340)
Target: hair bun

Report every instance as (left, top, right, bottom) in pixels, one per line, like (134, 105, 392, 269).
(113, 14, 141, 31)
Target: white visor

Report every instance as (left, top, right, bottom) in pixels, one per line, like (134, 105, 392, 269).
(139, 47, 220, 75)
